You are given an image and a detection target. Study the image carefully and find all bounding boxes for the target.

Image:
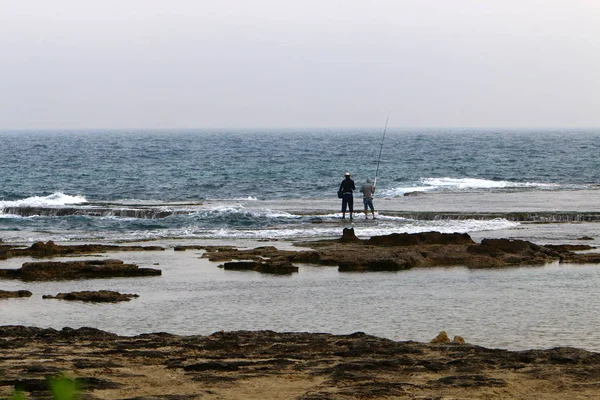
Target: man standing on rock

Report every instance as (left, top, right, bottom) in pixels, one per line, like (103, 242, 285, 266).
(339, 172, 355, 220)
(360, 178, 376, 219)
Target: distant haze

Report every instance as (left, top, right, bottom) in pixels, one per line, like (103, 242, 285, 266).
(1, 0, 599, 129)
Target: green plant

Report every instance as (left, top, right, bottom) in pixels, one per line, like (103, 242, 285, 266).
(9, 391, 26, 400)
(6, 373, 79, 400)
(48, 374, 79, 400)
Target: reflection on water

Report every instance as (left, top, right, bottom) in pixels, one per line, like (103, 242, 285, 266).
(2, 249, 600, 352)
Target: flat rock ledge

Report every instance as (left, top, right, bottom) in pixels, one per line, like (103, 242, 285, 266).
(219, 260, 299, 274)
(2, 326, 600, 399)
(0, 240, 164, 260)
(0, 290, 32, 299)
(42, 290, 139, 303)
(0, 259, 161, 281)
(201, 229, 600, 272)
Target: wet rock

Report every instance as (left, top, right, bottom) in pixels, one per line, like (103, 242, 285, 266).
(0, 259, 161, 281)
(0, 241, 165, 259)
(544, 244, 595, 252)
(341, 227, 360, 242)
(0, 290, 32, 299)
(175, 231, 600, 276)
(430, 331, 450, 344)
(429, 374, 506, 387)
(366, 231, 475, 247)
(1, 326, 600, 399)
(220, 260, 298, 275)
(453, 335, 466, 344)
(203, 246, 319, 264)
(42, 290, 139, 302)
(562, 253, 600, 263)
(338, 258, 413, 272)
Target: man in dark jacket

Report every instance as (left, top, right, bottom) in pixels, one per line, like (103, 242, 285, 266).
(339, 172, 355, 219)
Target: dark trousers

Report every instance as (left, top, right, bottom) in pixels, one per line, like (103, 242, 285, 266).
(341, 193, 353, 213)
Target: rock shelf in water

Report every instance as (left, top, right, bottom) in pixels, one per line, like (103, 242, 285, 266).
(0, 240, 163, 260)
(201, 229, 600, 272)
(0, 259, 161, 281)
(42, 290, 139, 302)
(0, 290, 32, 299)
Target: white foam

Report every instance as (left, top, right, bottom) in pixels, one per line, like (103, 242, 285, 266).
(380, 177, 559, 197)
(0, 192, 87, 208)
(196, 205, 299, 219)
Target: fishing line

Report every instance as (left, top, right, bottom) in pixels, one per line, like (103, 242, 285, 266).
(374, 114, 389, 187)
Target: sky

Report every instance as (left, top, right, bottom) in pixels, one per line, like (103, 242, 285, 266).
(1, 0, 599, 129)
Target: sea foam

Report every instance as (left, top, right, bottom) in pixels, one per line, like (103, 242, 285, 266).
(0, 192, 87, 208)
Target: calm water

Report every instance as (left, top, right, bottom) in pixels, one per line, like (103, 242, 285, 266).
(2, 129, 600, 350)
(2, 248, 600, 352)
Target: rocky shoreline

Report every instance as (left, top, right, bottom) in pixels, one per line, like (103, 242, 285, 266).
(3, 325, 600, 399)
(2, 231, 600, 398)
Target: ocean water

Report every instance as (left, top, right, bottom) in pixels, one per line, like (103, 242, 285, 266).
(3, 129, 600, 350)
(1, 128, 599, 243)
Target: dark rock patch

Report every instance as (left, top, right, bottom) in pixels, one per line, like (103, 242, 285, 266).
(0, 240, 164, 260)
(219, 260, 298, 274)
(0, 290, 32, 299)
(366, 231, 475, 247)
(42, 290, 139, 302)
(0, 259, 161, 281)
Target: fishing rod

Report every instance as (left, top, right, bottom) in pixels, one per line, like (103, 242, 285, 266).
(374, 114, 389, 187)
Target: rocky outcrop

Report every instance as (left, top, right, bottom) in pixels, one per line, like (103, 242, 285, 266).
(0, 259, 161, 281)
(0, 290, 32, 299)
(2, 326, 600, 399)
(0, 241, 164, 260)
(366, 231, 474, 246)
(196, 231, 600, 273)
(219, 260, 298, 274)
(42, 290, 139, 302)
(298, 231, 600, 272)
(203, 245, 321, 264)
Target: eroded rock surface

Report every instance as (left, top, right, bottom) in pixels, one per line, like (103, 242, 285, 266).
(1, 326, 600, 399)
(219, 260, 299, 274)
(42, 290, 139, 302)
(200, 230, 600, 272)
(0, 290, 32, 299)
(0, 259, 161, 281)
(0, 240, 164, 260)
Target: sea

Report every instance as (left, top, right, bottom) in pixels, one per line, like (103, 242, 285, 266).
(2, 128, 600, 351)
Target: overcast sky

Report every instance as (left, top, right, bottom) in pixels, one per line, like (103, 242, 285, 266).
(1, 0, 599, 129)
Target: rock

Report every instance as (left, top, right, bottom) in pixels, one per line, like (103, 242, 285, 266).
(341, 227, 361, 242)
(220, 261, 259, 271)
(544, 244, 595, 252)
(1, 326, 600, 399)
(42, 290, 139, 302)
(478, 238, 537, 254)
(0, 290, 33, 299)
(430, 331, 450, 344)
(561, 253, 600, 264)
(453, 335, 466, 344)
(203, 246, 319, 264)
(338, 258, 413, 272)
(220, 260, 298, 275)
(0, 241, 165, 259)
(366, 231, 475, 247)
(578, 236, 594, 240)
(29, 240, 61, 256)
(206, 231, 600, 274)
(0, 259, 161, 281)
